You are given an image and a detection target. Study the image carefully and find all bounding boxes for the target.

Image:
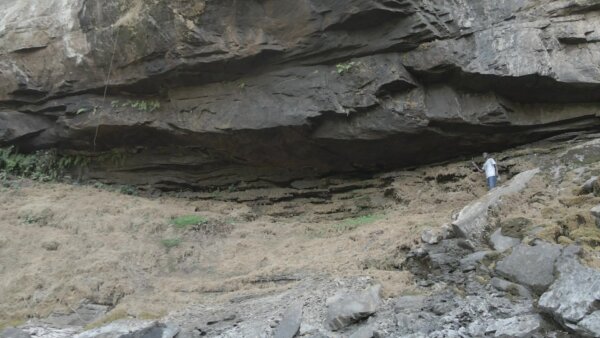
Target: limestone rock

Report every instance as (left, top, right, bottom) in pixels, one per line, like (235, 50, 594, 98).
(420, 229, 441, 245)
(324, 285, 381, 331)
(485, 314, 547, 338)
(0, 328, 30, 338)
(579, 176, 599, 195)
(577, 311, 600, 337)
(495, 241, 561, 293)
(539, 248, 600, 336)
(273, 302, 303, 338)
(490, 277, 532, 299)
(73, 320, 179, 338)
(489, 229, 520, 253)
(459, 251, 494, 272)
(348, 325, 374, 338)
(591, 205, 600, 228)
(452, 169, 540, 242)
(393, 296, 426, 313)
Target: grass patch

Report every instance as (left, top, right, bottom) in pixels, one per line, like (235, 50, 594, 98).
(306, 214, 383, 237)
(171, 215, 207, 229)
(84, 308, 129, 330)
(0, 318, 25, 330)
(332, 214, 383, 233)
(161, 238, 181, 251)
(138, 309, 167, 320)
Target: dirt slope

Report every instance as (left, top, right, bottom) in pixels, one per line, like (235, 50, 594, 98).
(1, 133, 600, 329)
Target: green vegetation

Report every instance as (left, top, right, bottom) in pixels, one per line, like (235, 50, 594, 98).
(0, 146, 90, 181)
(332, 214, 383, 233)
(161, 238, 182, 251)
(118, 185, 137, 196)
(112, 99, 161, 112)
(305, 213, 384, 237)
(336, 61, 358, 74)
(0, 318, 25, 330)
(171, 215, 208, 229)
(95, 148, 130, 168)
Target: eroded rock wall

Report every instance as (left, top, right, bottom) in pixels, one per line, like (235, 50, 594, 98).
(1, 0, 600, 187)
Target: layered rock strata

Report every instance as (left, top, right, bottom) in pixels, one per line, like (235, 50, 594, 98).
(2, 0, 600, 187)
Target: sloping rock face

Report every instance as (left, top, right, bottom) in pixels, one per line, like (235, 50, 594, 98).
(2, 0, 600, 187)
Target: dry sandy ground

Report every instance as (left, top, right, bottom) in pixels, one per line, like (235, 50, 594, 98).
(1, 135, 600, 328)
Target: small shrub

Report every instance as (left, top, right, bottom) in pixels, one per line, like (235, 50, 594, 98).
(119, 185, 137, 196)
(97, 149, 129, 167)
(336, 61, 358, 74)
(0, 146, 89, 181)
(161, 238, 181, 251)
(171, 215, 207, 229)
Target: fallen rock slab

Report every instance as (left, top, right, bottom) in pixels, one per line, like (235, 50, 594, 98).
(324, 285, 381, 331)
(273, 302, 303, 338)
(539, 247, 600, 337)
(495, 241, 561, 294)
(452, 169, 540, 242)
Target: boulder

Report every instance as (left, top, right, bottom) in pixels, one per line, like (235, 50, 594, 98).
(452, 169, 540, 242)
(495, 241, 562, 293)
(324, 285, 381, 331)
(73, 320, 179, 338)
(591, 205, 600, 228)
(579, 176, 599, 195)
(539, 247, 600, 337)
(420, 229, 442, 245)
(489, 229, 520, 252)
(273, 302, 303, 338)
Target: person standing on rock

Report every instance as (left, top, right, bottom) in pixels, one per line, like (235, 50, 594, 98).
(473, 152, 499, 190)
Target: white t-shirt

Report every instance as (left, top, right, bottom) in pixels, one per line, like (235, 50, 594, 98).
(483, 158, 497, 178)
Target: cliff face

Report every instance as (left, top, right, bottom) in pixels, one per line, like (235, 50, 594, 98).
(2, 0, 600, 188)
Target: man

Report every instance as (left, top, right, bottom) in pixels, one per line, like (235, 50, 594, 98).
(473, 152, 499, 190)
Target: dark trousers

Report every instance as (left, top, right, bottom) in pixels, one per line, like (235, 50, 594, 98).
(487, 176, 497, 190)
